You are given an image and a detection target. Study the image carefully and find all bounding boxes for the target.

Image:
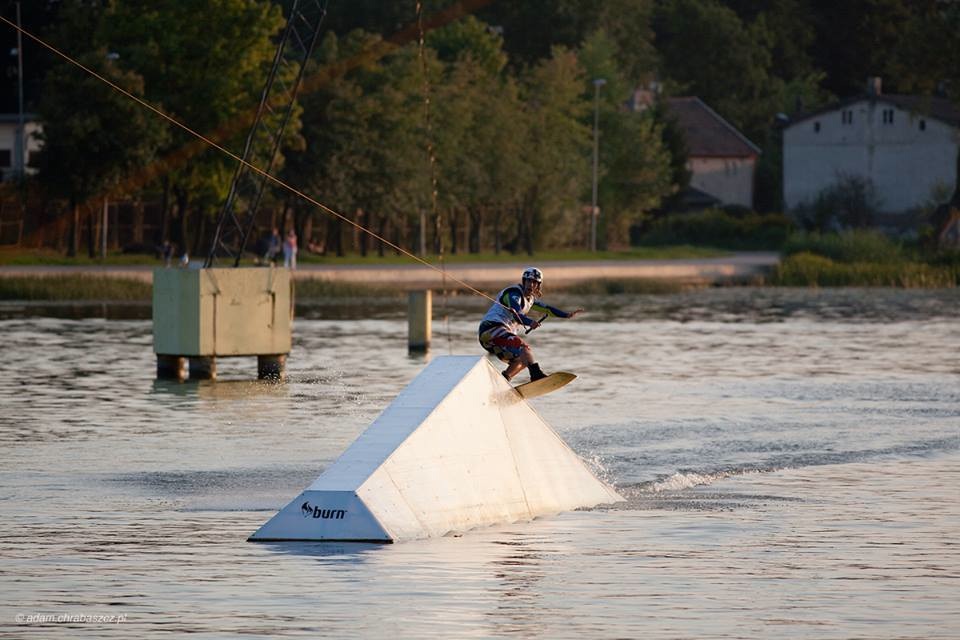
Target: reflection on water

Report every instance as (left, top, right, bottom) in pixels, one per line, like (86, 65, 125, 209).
(150, 378, 290, 401)
(0, 288, 958, 638)
(4, 286, 956, 323)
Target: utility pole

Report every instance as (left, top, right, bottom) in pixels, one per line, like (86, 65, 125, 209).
(590, 78, 606, 252)
(14, 1, 25, 180)
(101, 199, 108, 258)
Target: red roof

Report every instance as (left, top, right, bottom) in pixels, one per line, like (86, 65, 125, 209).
(665, 97, 761, 158)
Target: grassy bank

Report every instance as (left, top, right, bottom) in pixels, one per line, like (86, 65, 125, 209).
(293, 279, 402, 299)
(0, 274, 405, 302)
(0, 245, 726, 267)
(550, 278, 692, 295)
(770, 231, 959, 287)
(0, 274, 702, 302)
(0, 275, 151, 301)
(0, 249, 161, 266)
(299, 245, 727, 265)
(770, 252, 957, 287)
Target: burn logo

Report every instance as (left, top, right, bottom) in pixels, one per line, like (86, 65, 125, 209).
(300, 501, 346, 519)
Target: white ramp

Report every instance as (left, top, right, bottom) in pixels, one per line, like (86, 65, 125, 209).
(249, 355, 623, 543)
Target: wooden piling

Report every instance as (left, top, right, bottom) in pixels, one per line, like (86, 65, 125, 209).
(408, 290, 432, 353)
(189, 356, 216, 380)
(156, 355, 187, 380)
(258, 354, 287, 380)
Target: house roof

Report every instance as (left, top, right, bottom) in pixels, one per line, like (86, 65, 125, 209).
(678, 185, 722, 209)
(787, 94, 960, 128)
(665, 97, 761, 158)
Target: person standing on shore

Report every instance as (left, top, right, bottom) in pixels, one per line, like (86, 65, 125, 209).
(478, 267, 583, 382)
(161, 240, 174, 268)
(264, 227, 282, 265)
(283, 229, 298, 270)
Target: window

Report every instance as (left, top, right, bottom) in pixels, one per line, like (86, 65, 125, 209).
(882, 109, 894, 124)
(0, 149, 11, 168)
(814, 121, 821, 133)
(919, 119, 927, 131)
(841, 110, 853, 125)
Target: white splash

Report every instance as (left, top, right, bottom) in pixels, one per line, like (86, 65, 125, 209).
(651, 471, 721, 492)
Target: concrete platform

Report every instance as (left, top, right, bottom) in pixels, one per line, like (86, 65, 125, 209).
(249, 355, 623, 543)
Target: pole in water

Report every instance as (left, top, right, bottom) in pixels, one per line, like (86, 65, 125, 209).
(408, 290, 432, 353)
(258, 354, 287, 381)
(156, 355, 187, 380)
(189, 356, 216, 380)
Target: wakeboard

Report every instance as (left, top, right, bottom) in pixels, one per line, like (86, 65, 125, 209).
(514, 372, 577, 399)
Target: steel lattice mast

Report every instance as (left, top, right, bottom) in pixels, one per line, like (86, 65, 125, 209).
(204, 0, 327, 268)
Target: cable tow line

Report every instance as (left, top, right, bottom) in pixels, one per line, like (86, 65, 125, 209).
(0, 13, 507, 310)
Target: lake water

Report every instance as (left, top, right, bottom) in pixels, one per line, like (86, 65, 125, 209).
(1, 288, 958, 638)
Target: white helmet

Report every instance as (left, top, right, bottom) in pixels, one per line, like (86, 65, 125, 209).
(521, 267, 543, 283)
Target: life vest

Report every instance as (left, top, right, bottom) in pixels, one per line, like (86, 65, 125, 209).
(480, 284, 534, 335)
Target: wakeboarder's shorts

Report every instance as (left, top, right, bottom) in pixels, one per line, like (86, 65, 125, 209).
(478, 322, 527, 362)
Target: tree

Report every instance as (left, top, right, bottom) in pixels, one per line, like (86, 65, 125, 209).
(104, 0, 292, 255)
(427, 16, 527, 254)
(886, 2, 960, 209)
(426, 14, 508, 75)
(281, 31, 431, 256)
(514, 47, 592, 253)
(722, 0, 816, 81)
(591, 0, 658, 85)
(36, 2, 167, 257)
(0, 1, 62, 114)
(807, 0, 916, 96)
(653, 0, 784, 142)
(476, 0, 597, 69)
(579, 29, 672, 247)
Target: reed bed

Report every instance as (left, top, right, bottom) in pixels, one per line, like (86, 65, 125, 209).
(0, 275, 151, 301)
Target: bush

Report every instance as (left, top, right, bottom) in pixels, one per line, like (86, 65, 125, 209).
(638, 209, 793, 250)
(0, 275, 151, 300)
(794, 174, 882, 230)
(782, 230, 903, 264)
(925, 249, 960, 269)
(771, 252, 956, 287)
(293, 279, 401, 299)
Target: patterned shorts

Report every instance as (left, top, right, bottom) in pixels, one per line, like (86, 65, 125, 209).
(478, 323, 527, 362)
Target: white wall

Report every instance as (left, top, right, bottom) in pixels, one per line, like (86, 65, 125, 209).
(784, 100, 958, 213)
(689, 156, 756, 208)
(0, 120, 43, 178)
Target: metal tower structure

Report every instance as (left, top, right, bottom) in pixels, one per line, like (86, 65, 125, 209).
(204, 0, 328, 268)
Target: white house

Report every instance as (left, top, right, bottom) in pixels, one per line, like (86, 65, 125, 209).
(0, 113, 42, 181)
(665, 97, 761, 209)
(783, 80, 959, 215)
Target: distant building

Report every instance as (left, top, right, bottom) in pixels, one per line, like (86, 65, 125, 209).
(782, 79, 960, 216)
(0, 113, 42, 181)
(664, 97, 761, 210)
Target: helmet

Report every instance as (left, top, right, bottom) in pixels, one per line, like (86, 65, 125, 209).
(521, 267, 543, 283)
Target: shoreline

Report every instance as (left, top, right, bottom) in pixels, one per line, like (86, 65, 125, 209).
(1, 252, 957, 300)
(0, 253, 778, 289)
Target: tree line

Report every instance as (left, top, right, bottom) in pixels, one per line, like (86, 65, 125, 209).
(4, 0, 958, 257)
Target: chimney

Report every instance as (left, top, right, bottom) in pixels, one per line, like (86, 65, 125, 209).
(630, 82, 660, 113)
(867, 77, 882, 96)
